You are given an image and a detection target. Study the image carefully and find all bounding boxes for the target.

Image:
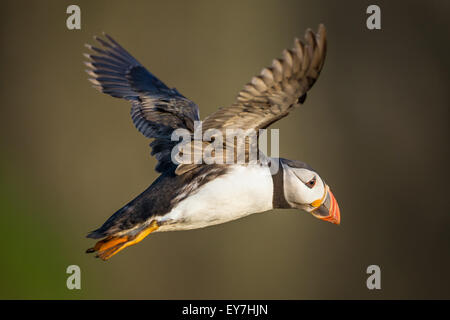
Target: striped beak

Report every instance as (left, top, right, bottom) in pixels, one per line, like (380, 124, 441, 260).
(311, 187, 340, 225)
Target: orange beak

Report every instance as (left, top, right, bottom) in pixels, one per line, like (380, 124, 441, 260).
(311, 187, 341, 225)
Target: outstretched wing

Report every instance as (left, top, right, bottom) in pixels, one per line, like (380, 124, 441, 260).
(203, 25, 326, 132)
(84, 33, 200, 173)
(176, 24, 327, 175)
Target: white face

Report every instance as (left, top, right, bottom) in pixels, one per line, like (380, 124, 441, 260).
(282, 164, 327, 212)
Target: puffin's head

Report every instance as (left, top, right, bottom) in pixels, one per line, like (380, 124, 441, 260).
(280, 158, 340, 225)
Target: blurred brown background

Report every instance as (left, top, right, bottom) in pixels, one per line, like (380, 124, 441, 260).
(0, 0, 449, 299)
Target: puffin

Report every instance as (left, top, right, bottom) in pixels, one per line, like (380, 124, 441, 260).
(84, 24, 340, 260)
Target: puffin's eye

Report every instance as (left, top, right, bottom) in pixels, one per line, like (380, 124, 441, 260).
(305, 176, 316, 189)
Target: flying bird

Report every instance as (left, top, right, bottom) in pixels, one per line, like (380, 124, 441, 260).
(84, 24, 340, 260)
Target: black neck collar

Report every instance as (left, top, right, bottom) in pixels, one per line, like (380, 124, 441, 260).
(271, 159, 292, 209)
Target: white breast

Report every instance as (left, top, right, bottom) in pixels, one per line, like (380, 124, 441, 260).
(157, 165, 274, 231)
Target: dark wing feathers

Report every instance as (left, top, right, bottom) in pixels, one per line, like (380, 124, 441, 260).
(85, 26, 326, 176)
(84, 33, 200, 173)
(176, 24, 327, 175)
(202, 25, 326, 133)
